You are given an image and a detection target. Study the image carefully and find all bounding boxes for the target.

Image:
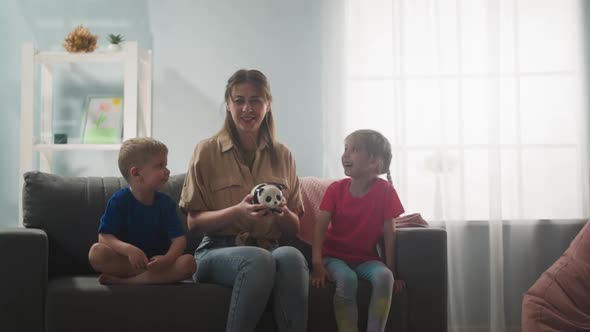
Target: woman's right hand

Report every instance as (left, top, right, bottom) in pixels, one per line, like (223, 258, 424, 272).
(311, 262, 332, 288)
(126, 245, 148, 270)
(235, 194, 269, 221)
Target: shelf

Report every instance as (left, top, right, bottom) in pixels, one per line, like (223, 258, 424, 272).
(19, 41, 152, 225)
(33, 144, 122, 153)
(35, 51, 126, 64)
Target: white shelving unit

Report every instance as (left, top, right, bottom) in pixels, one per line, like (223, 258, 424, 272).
(19, 41, 152, 224)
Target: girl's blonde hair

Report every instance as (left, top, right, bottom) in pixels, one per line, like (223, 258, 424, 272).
(118, 137, 168, 181)
(345, 129, 393, 183)
(217, 69, 277, 163)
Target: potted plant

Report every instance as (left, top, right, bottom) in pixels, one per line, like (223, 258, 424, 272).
(107, 34, 124, 51)
(63, 25, 98, 53)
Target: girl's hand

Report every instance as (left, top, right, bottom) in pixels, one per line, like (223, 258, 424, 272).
(311, 262, 332, 288)
(126, 246, 148, 270)
(393, 279, 406, 294)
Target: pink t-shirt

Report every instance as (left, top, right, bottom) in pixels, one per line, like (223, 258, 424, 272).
(320, 178, 404, 264)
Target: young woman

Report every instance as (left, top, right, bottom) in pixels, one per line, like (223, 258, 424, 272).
(180, 69, 308, 332)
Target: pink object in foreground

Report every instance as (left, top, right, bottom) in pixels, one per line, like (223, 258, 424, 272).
(521, 219, 590, 331)
(299, 177, 336, 245)
(394, 213, 429, 228)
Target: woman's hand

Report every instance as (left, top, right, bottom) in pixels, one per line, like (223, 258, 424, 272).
(311, 262, 332, 288)
(270, 199, 288, 219)
(235, 194, 269, 221)
(270, 200, 300, 235)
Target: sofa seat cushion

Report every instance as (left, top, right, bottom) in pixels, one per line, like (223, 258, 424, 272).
(309, 282, 409, 331)
(45, 276, 234, 332)
(45, 276, 408, 332)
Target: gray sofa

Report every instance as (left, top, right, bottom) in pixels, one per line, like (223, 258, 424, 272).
(1, 171, 447, 332)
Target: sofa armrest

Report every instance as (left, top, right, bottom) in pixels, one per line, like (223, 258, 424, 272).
(0, 228, 47, 332)
(396, 227, 447, 332)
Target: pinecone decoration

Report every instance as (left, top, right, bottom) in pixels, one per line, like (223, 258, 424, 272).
(63, 25, 98, 53)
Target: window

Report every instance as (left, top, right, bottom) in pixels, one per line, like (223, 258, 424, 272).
(327, 0, 587, 221)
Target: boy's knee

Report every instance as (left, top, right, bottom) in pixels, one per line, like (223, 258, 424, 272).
(178, 254, 197, 276)
(88, 243, 109, 270)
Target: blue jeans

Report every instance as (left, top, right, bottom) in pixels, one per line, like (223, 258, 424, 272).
(194, 236, 309, 332)
(324, 257, 394, 332)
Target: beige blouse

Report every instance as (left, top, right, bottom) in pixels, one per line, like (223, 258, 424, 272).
(179, 131, 304, 238)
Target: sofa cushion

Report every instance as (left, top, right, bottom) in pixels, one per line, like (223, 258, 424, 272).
(22, 171, 188, 277)
(45, 276, 233, 332)
(45, 276, 407, 332)
(309, 281, 409, 331)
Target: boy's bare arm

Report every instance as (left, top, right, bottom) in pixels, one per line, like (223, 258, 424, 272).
(99, 233, 136, 256)
(165, 236, 187, 261)
(99, 233, 148, 270)
(147, 236, 186, 271)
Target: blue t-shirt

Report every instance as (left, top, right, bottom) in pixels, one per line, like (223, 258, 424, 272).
(98, 188, 185, 258)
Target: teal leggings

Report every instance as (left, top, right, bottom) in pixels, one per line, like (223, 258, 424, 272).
(324, 257, 394, 332)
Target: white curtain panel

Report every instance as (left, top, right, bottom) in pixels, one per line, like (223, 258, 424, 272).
(321, 0, 589, 331)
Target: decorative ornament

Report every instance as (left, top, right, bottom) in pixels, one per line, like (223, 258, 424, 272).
(107, 33, 125, 52)
(63, 25, 98, 53)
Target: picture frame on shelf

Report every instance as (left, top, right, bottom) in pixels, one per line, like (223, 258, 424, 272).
(81, 96, 124, 144)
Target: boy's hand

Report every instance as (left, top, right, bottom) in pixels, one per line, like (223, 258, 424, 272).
(394, 279, 406, 294)
(126, 246, 148, 270)
(311, 262, 332, 288)
(147, 255, 172, 271)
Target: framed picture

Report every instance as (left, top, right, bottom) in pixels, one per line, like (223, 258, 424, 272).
(81, 96, 124, 144)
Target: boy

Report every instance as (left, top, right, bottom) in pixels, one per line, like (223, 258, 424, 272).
(88, 137, 196, 285)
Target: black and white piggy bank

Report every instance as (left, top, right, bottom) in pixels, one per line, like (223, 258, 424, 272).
(251, 183, 285, 212)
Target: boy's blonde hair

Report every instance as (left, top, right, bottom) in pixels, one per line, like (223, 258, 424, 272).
(118, 137, 168, 181)
(345, 129, 393, 183)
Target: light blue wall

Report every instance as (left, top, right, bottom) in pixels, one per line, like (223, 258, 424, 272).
(0, 0, 323, 228)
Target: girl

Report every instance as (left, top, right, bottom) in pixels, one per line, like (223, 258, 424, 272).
(311, 129, 405, 332)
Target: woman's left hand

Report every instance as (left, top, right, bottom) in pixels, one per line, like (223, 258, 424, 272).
(270, 201, 299, 235)
(270, 200, 288, 219)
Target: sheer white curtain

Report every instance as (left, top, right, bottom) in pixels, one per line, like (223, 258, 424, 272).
(321, 0, 588, 331)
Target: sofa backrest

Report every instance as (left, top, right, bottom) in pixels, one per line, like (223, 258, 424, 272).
(22, 171, 188, 278)
(22, 171, 335, 278)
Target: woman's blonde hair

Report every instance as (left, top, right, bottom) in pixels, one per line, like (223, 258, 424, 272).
(345, 129, 393, 183)
(217, 69, 277, 159)
(118, 137, 168, 181)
